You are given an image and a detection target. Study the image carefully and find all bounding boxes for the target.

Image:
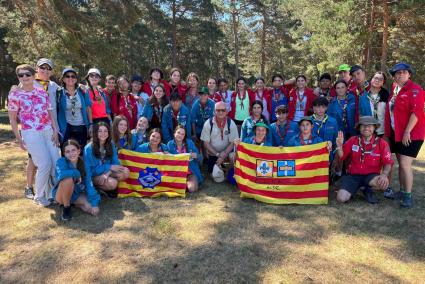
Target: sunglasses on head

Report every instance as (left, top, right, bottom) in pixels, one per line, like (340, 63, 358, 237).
(18, 72, 32, 78)
(64, 74, 77, 79)
(39, 66, 52, 71)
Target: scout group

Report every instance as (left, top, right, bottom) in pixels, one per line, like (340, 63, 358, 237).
(7, 58, 425, 221)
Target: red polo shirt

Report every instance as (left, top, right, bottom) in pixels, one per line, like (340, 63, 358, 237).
(384, 80, 425, 142)
(287, 87, 315, 120)
(341, 135, 394, 175)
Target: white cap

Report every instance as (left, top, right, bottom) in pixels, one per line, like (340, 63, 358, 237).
(212, 164, 225, 183)
(37, 58, 54, 68)
(86, 68, 101, 77)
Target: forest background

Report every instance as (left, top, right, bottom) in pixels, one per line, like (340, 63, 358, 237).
(0, 0, 424, 109)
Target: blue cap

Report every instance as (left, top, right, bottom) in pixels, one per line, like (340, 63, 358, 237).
(390, 62, 414, 76)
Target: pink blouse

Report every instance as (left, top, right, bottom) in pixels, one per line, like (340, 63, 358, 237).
(8, 87, 53, 130)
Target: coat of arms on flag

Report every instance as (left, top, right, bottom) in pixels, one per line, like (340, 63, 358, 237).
(235, 142, 329, 205)
(117, 149, 190, 198)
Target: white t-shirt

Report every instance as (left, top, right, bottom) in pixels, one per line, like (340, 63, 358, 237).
(200, 117, 239, 153)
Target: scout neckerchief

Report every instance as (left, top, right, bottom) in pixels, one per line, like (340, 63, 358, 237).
(92, 88, 102, 104)
(99, 147, 106, 164)
(299, 134, 313, 145)
(367, 91, 380, 120)
(153, 104, 163, 123)
(36, 79, 49, 91)
(273, 88, 282, 102)
(66, 89, 78, 117)
(216, 117, 227, 140)
(136, 129, 146, 144)
(256, 90, 264, 102)
(199, 101, 210, 121)
(276, 120, 290, 143)
(252, 136, 265, 146)
(122, 93, 133, 118)
(220, 91, 229, 102)
(358, 135, 379, 163)
(237, 90, 247, 109)
(390, 85, 402, 113)
(337, 96, 348, 129)
(176, 142, 187, 154)
(187, 90, 197, 108)
(149, 143, 164, 153)
(119, 136, 128, 149)
(172, 108, 180, 128)
(296, 90, 306, 112)
(319, 88, 330, 98)
(150, 81, 158, 94)
(312, 114, 328, 136)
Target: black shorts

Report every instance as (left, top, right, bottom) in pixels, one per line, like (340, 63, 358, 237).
(340, 174, 379, 196)
(389, 131, 423, 158)
(207, 156, 218, 173)
(234, 119, 244, 126)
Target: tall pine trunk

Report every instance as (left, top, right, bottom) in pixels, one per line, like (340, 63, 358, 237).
(171, 0, 177, 67)
(232, 0, 239, 79)
(381, 0, 389, 71)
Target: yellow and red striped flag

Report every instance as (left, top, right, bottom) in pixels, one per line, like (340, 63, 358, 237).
(235, 142, 329, 205)
(117, 149, 190, 198)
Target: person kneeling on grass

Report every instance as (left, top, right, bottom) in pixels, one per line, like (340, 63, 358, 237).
(336, 116, 394, 204)
(84, 122, 130, 198)
(53, 139, 100, 221)
(167, 125, 203, 192)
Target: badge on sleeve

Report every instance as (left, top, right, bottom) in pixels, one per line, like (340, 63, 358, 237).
(352, 145, 359, 152)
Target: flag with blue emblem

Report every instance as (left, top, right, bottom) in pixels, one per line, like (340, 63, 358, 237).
(235, 142, 329, 204)
(117, 149, 190, 198)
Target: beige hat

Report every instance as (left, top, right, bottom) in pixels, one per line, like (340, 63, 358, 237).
(212, 164, 225, 183)
(355, 116, 380, 130)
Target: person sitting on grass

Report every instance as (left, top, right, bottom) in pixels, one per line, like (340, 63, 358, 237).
(167, 125, 203, 192)
(235, 121, 272, 146)
(84, 122, 130, 198)
(53, 139, 100, 221)
(269, 105, 298, 146)
(200, 101, 239, 175)
(136, 128, 169, 153)
(336, 116, 393, 204)
(287, 116, 325, 147)
(111, 115, 137, 150)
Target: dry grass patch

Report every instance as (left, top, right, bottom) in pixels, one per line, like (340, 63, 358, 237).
(0, 115, 425, 283)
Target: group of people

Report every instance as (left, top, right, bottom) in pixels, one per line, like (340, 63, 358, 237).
(7, 57, 425, 221)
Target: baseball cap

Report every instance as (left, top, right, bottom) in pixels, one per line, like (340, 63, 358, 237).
(338, 64, 350, 72)
(37, 58, 54, 68)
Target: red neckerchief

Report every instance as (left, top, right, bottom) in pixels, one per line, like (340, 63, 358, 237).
(216, 117, 226, 140)
(276, 120, 290, 142)
(220, 91, 228, 102)
(256, 90, 264, 101)
(172, 108, 179, 128)
(299, 134, 313, 145)
(176, 142, 187, 154)
(358, 135, 379, 163)
(238, 90, 247, 109)
(273, 88, 282, 101)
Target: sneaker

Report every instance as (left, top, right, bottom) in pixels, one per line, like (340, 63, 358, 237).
(400, 193, 413, 208)
(24, 187, 34, 199)
(383, 187, 403, 200)
(33, 196, 51, 207)
(363, 187, 378, 204)
(61, 206, 72, 221)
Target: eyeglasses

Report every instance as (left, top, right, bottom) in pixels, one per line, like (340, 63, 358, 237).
(372, 77, 384, 82)
(39, 66, 52, 71)
(89, 74, 100, 79)
(216, 109, 226, 112)
(64, 75, 77, 79)
(18, 72, 33, 78)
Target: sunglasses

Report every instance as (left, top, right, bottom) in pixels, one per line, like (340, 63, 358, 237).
(216, 109, 226, 112)
(64, 75, 77, 79)
(89, 74, 100, 78)
(39, 66, 52, 71)
(18, 72, 33, 78)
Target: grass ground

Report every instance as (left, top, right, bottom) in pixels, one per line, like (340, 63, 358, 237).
(0, 111, 424, 283)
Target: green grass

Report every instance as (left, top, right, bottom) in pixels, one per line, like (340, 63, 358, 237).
(0, 119, 425, 283)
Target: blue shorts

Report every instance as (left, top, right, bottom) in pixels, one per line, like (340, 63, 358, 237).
(52, 181, 86, 204)
(340, 174, 378, 196)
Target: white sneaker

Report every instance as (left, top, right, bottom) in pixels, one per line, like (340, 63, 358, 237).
(33, 196, 51, 207)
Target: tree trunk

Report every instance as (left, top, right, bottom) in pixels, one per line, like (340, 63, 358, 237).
(381, 0, 390, 71)
(231, 0, 239, 79)
(260, 11, 267, 77)
(171, 0, 177, 67)
(364, 0, 376, 69)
